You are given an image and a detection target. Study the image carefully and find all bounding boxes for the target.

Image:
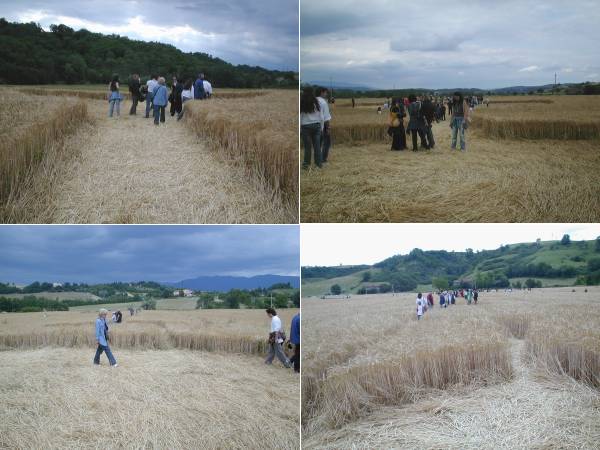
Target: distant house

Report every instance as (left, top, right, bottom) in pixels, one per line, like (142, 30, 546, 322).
(173, 289, 194, 297)
(52, 282, 63, 288)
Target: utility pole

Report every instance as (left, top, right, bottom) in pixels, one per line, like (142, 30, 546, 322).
(330, 76, 333, 98)
(554, 73, 557, 94)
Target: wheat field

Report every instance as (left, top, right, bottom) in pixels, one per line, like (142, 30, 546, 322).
(301, 287, 600, 449)
(0, 86, 297, 224)
(0, 308, 299, 449)
(301, 96, 600, 222)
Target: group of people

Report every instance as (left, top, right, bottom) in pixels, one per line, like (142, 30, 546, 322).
(388, 92, 474, 152)
(107, 72, 213, 125)
(416, 288, 479, 320)
(92, 306, 301, 374)
(300, 87, 488, 169)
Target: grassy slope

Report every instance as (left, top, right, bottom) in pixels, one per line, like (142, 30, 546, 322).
(302, 240, 599, 294)
(3, 291, 101, 301)
(302, 269, 382, 297)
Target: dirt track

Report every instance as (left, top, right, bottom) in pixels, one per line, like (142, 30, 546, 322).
(46, 99, 289, 223)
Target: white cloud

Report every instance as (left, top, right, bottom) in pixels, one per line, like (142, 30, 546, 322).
(518, 65, 539, 72)
(301, 224, 600, 267)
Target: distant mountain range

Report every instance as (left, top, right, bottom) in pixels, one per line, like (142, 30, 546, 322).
(304, 81, 581, 94)
(165, 275, 300, 291)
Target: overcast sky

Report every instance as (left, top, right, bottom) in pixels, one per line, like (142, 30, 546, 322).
(0, 226, 300, 285)
(301, 0, 600, 89)
(301, 224, 600, 266)
(2, 0, 298, 71)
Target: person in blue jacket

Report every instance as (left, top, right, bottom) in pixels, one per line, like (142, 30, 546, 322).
(289, 313, 300, 373)
(193, 73, 206, 100)
(93, 309, 118, 367)
(152, 77, 169, 125)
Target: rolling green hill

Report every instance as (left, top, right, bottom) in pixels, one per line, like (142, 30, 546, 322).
(302, 237, 600, 296)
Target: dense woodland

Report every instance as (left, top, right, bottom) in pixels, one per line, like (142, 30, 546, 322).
(0, 19, 297, 88)
(303, 237, 600, 293)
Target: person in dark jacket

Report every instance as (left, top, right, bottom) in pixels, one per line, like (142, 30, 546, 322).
(289, 313, 300, 373)
(389, 98, 407, 150)
(193, 73, 205, 100)
(128, 74, 141, 115)
(406, 95, 429, 151)
(421, 96, 436, 149)
(169, 76, 183, 117)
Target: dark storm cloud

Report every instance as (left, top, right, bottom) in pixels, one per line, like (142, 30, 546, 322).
(1, 0, 298, 70)
(0, 226, 300, 285)
(301, 0, 600, 89)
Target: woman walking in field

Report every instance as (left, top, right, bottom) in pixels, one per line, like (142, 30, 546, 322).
(389, 98, 407, 150)
(416, 293, 425, 320)
(152, 77, 168, 125)
(93, 309, 118, 367)
(450, 91, 470, 151)
(108, 75, 121, 118)
(300, 86, 324, 169)
(265, 308, 291, 368)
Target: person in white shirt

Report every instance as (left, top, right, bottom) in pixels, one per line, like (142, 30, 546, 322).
(265, 308, 291, 368)
(316, 87, 332, 163)
(177, 78, 195, 121)
(202, 79, 212, 98)
(145, 74, 159, 118)
(416, 293, 425, 320)
(300, 86, 324, 169)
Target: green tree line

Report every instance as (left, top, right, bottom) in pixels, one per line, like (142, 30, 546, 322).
(0, 19, 297, 88)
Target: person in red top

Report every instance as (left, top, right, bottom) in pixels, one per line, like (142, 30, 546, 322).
(427, 292, 434, 308)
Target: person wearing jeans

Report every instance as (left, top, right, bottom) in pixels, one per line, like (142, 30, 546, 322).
(316, 87, 332, 162)
(289, 312, 300, 373)
(145, 74, 158, 118)
(107, 75, 121, 118)
(300, 86, 324, 169)
(152, 77, 168, 125)
(265, 308, 291, 368)
(450, 91, 469, 151)
(93, 308, 117, 367)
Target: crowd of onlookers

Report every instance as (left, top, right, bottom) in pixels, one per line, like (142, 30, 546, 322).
(300, 87, 489, 169)
(106, 73, 213, 125)
(416, 288, 480, 320)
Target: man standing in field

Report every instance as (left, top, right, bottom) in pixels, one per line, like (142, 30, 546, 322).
(289, 312, 300, 373)
(194, 73, 206, 100)
(93, 309, 118, 367)
(145, 74, 158, 118)
(265, 308, 291, 368)
(316, 87, 332, 163)
(128, 74, 141, 115)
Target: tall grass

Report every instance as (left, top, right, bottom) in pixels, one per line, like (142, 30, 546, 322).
(184, 91, 298, 217)
(0, 329, 271, 355)
(526, 334, 600, 388)
(303, 342, 512, 431)
(331, 124, 389, 144)
(0, 101, 89, 222)
(472, 117, 600, 140)
(497, 313, 531, 339)
(17, 87, 128, 100)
